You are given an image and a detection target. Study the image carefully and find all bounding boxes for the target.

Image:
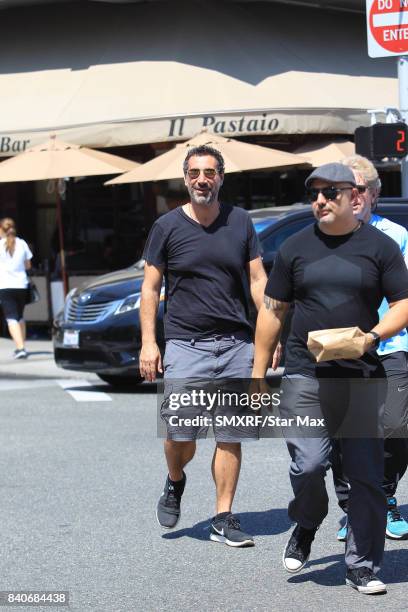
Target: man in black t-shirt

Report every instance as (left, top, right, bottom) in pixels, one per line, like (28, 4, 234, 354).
(331, 156, 408, 542)
(253, 163, 408, 594)
(140, 145, 266, 546)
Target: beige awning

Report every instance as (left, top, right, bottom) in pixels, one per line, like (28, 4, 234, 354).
(0, 2, 398, 156)
(294, 141, 356, 167)
(107, 131, 309, 184)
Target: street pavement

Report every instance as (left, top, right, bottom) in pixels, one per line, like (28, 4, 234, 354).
(0, 337, 407, 611)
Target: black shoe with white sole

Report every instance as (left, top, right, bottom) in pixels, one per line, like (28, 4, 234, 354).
(156, 472, 186, 529)
(210, 513, 254, 547)
(283, 524, 318, 573)
(346, 567, 387, 594)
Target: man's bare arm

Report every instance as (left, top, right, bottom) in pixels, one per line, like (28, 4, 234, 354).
(246, 257, 267, 311)
(364, 297, 408, 351)
(252, 296, 290, 377)
(139, 262, 164, 382)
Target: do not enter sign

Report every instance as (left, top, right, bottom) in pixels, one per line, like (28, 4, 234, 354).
(367, 0, 408, 57)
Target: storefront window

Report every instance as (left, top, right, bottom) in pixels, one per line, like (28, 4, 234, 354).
(51, 176, 147, 276)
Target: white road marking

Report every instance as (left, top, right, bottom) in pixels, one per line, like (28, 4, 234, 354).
(57, 379, 112, 402)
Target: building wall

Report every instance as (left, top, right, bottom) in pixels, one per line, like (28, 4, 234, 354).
(0, 1, 401, 277)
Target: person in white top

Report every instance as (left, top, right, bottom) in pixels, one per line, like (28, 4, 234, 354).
(0, 218, 33, 359)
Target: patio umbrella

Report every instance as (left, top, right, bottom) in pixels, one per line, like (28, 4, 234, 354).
(0, 135, 138, 295)
(293, 140, 355, 167)
(105, 130, 310, 185)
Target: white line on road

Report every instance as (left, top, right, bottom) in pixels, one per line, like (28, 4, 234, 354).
(57, 379, 112, 402)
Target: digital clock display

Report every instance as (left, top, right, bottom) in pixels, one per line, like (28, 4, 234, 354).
(355, 122, 408, 159)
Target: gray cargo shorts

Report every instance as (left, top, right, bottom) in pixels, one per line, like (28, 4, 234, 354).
(161, 333, 257, 442)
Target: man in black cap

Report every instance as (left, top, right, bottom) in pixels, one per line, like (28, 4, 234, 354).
(253, 162, 408, 594)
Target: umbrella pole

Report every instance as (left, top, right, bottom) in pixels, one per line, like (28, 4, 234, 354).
(56, 190, 68, 296)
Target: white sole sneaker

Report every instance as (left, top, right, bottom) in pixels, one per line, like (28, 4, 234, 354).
(345, 578, 387, 594)
(385, 527, 408, 540)
(282, 553, 309, 574)
(282, 545, 310, 573)
(209, 532, 254, 547)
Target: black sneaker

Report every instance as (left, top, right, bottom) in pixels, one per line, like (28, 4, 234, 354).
(14, 348, 27, 360)
(210, 513, 254, 547)
(283, 524, 318, 573)
(346, 567, 387, 594)
(156, 472, 186, 529)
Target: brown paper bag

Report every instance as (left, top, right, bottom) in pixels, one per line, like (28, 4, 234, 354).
(307, 327, 367, 362)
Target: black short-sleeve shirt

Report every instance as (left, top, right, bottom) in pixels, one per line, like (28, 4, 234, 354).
(143, 204, 260, 339)
(265, 222, 408, 376)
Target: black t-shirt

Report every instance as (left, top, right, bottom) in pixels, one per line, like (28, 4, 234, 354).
(265, 222, 408, 377)
(143, 204, 260, 340)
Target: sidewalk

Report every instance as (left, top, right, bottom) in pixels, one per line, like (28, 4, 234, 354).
(0, 336, 284, 382)
(0, 337, 97, 380)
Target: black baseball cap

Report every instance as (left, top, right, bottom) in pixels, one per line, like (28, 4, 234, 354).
(305, 163, 356, 188)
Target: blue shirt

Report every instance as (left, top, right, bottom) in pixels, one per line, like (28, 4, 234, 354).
(370, 213, 408, 355)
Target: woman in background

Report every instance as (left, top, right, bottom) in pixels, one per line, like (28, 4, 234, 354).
(0, 218, 32, 359)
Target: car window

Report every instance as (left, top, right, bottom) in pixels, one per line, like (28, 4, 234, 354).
(384, 212, 408, 228)
(260, 217, 314, 254)
(253, 218, 277, 234)
(258, 208, 408, 258)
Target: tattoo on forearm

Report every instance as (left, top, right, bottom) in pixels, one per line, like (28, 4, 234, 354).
(264, 296, 285, 312)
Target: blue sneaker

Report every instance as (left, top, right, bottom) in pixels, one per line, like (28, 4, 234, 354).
(337, 516, 348, 542)
(386, 497, 408, 540)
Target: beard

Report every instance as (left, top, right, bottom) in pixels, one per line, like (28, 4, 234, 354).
(187, 184, 219, 207)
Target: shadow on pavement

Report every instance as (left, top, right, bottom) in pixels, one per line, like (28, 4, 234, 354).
(162, 508, 291, 541)
(92, 383, 158, 395)
(26, 351, 53, 356)
(381, 549, 408, 584)
(286, 504, 408, 588)
(161, 518, 210, 541)
(288, 554, 344, 587)
(396, 502, 408, 519)
(288, 548, 408, 588)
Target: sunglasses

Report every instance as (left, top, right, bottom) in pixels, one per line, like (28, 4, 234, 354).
(187, 168, 218, 179)
(307, 186, 352, 201)
(356, 185, 369, 194)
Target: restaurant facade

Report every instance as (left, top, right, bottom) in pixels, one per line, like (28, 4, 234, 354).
(0, 0, 402, 311)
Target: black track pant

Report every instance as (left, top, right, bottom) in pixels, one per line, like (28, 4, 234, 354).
(332, 352, 408, 509)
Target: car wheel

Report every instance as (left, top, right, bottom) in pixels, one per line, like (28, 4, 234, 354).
(97, 374, 144, 387)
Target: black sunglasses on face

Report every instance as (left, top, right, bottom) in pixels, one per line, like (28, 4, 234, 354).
(187, 168, 217, 179)
(307, 186, 353, 201)
(356, 185, 369, 194)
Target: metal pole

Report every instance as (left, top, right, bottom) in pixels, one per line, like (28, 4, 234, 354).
(56, 189, 68, 297)
(398, 56, 408, 198)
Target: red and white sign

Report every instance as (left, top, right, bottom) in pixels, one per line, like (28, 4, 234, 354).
(367, 0, 408, 57)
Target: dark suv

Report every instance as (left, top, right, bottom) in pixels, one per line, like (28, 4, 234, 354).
(53, 201, 408, 386)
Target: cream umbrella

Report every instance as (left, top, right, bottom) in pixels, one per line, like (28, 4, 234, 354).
(105, 130, 310, 185)
(0, 136, 137, 180)
(293, 140, 355, 167)
(0, 135, 138, 294)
